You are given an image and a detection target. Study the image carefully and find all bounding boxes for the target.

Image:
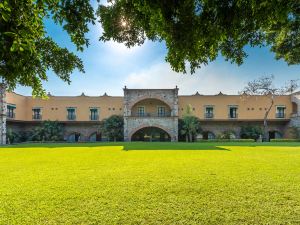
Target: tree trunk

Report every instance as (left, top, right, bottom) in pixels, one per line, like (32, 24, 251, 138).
(189, 132, 193, 142)
(263, 98, 274, 141)
(185, 134, 188, 142)
(114, 137, 116, 142)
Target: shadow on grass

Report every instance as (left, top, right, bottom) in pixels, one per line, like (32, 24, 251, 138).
(3, 142, 230, 151)
(2, 141, 300, 151)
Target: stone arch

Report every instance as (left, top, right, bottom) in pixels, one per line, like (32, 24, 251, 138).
(268, 130, 282, 140)
(129, 96, 173, 111)
(202, 131, 216, 140)
(89, 131, 102, 142)
(129, 124, 173, 141)
(66, 132, 82, 142)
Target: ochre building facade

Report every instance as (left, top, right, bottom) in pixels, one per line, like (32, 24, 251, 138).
(1, 86, 300, 144)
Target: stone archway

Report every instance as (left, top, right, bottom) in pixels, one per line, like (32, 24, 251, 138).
(202, 131, 216, 140)
(129, 124, 173, 141)
(67, 132, 81, 142)
(123, 88, 179, 142)
(129, 96, 173, 113)
(131, 126, 171, 142)
(89, 132, 102, 142)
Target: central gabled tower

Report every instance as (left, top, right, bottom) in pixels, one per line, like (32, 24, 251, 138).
(123, 87, 179, 141)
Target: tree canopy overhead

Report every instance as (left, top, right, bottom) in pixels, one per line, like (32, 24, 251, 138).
(0, 0, 96, 96)
(1, 1, 300, 96)
(98, 0, 300, 73)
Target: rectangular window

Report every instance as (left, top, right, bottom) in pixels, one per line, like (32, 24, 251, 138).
(32, 108, 42, 120)
(229, 106, 238, 119)
(7, 104, 16, 119)
(90, 108, 99, 121)
(67, 108, 76, 120)
(157, 106, 166, 117)
(137, 106, 145, 117)
(276, 106, 286, 118)
(205, 106, 214, 118)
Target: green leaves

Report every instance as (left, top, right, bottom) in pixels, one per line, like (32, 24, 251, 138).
(98, 0, 300, 73)
(101, 115, 124, 141)
(0, 0, 96, 97)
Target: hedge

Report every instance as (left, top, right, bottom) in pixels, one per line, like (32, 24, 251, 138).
(197, 139, 255, 142)
(270, 139, 300, 142)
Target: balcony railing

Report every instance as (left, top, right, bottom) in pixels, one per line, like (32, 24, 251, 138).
(90, 115, 99, 121)
(276, 113, 285, 118)
(228, 113, 238, 119)
(205, 113, 214, 118)
(131, 112, 172, 117)
(67, 114, 76, 121)
(7, 112, 15, 119)
(32, 114, 42, 120)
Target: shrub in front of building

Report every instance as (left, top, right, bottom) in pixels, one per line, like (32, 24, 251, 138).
(270, 139, 300, 142)
(197, 139, 255, 142)
(240, 125, 263, 141)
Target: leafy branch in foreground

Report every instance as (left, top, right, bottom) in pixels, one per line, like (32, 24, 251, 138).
(98, 1, 300, 73)
(0, 0, 95, 97)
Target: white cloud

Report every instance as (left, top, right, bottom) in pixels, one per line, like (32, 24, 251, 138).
(123, 62, 246, 95)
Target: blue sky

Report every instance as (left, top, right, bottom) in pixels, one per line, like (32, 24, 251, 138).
(16, 16, 300, 96)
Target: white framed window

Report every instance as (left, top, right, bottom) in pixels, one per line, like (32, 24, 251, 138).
(7, 104, 16, 119)
(90, 107, 99, 121)
(276, 106, 286, 118)
(32, 107, 42, 120)
(157, 106, 166, 117)
(137, 106, 145, 117)
(204, 105, 214, 118)
(67, 107, 76, 120)
(228, 105, 238, 118)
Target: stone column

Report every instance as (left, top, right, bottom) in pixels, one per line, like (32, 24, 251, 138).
(123, 87, 130, 141)
(0, 83, 7, 145)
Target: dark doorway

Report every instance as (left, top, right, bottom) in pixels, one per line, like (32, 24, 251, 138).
(68, 132, 81, 142)
(269, 131, 282, 141)
(90, 132, 102, 142)
(131, 127, 171, 142)
(202, 131, 215, 140)
(269, 131, 275, 141)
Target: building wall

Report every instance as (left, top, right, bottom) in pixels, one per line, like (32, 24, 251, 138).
(6, 93, 123, 121)
(178, 94, 292, 120)
(4, 89, 299, 142)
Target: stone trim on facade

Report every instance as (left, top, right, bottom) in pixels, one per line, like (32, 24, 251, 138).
(0, 83, 7, 145)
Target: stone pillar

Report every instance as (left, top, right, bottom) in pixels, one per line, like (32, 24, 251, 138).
(0, 83, 7, 145)
(123, 86, 130, 141)
(290, 94, 300, 128)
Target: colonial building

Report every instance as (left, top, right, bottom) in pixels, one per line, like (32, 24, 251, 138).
(1, 85, 300, 144)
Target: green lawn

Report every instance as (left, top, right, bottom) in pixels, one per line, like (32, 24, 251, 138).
(0, 142, 300, 224)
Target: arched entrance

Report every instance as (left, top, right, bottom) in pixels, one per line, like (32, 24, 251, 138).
(131, 127, 171, 142)
(67, 132, 81, 142)
(269, 131, 282, 140)
(131, 98, 172, 117)
(89, 132, 102, 142)
(202, 131, 215, 140)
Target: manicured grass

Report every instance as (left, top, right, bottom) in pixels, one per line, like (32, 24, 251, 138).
(0, 142, 300, 224)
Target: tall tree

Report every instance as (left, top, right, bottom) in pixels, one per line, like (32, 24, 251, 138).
(180, 105, 202, 142)
(0, 0, 96, 97)
(30, 120, 63, 141)
(101, 115, 124, 142)
(98, 1, 300, 73)
(241, 75, 299, 141)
